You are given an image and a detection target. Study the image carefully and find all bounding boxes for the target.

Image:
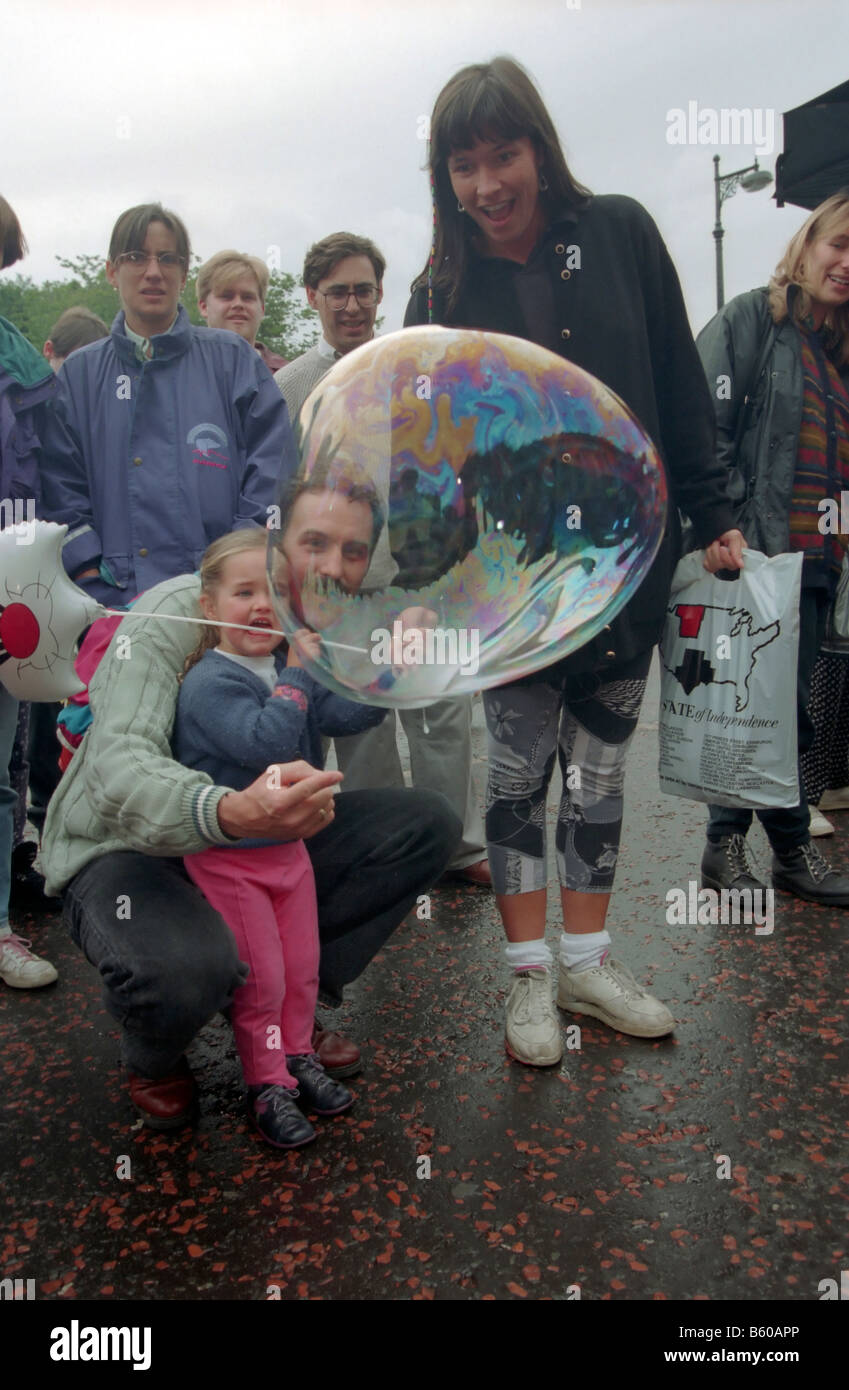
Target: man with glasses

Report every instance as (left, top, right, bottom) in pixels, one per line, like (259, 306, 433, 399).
(275, 233, 491, 888)
(41, 203, 294, 608)
(273, 232, 384, 420)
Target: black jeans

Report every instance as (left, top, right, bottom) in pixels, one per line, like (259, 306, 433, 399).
(707, 585, 829, 854)
(63, 788, 461, 1077)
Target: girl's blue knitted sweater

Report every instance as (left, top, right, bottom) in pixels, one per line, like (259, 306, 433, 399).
(174, 649, 385, 794)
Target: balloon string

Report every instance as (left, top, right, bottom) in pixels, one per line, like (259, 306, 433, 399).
(99, 607, 370, 656)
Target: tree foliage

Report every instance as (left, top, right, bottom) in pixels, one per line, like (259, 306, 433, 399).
(0, 253, 320, 361)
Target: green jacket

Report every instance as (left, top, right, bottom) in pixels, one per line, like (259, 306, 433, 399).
(41, 574, 235, 895)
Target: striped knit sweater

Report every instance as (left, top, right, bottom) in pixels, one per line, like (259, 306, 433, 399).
(789, 328, 849, 577)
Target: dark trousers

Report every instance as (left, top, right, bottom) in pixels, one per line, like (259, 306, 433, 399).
(707, 586, 829, 853)
(62, 788, 461, 1077)
(26, 701, 62, 835)
(9, 702, 30, 847)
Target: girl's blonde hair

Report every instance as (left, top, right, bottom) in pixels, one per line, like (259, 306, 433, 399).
(182, 528, 271, 679)
(768, 191, 849, 364)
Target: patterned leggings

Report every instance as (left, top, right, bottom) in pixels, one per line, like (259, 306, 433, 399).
(483, 652, 651, 895)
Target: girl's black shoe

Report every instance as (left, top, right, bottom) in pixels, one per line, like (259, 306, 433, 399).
(286, 1054, 354, 1115)
(246, 1084, 316, 1148)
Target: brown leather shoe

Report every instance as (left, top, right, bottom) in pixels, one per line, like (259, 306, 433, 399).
(442, 858, 493, 888)
(311, 1023, 362, 1079)
(128, 1058, 198, 1131)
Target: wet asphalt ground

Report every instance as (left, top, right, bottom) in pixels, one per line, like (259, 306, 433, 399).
(2, 658, 846, 1328)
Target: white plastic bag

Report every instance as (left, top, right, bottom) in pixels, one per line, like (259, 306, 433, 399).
(658, 549, 802, 808)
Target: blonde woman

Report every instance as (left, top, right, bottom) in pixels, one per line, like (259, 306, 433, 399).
(698, 191, 849, 905)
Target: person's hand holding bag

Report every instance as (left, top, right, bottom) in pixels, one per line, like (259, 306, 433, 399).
(703, 528, 747, 574)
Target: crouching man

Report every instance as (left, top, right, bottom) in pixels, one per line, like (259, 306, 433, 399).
(40, 558, 461, 1130)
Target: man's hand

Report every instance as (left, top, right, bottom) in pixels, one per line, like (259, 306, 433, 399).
(703, 529, 746, 574)
(217, 760, 342, 841)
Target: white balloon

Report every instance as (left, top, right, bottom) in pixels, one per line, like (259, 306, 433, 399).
(0, 520, 103, 701)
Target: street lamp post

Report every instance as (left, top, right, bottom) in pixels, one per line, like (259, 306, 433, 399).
(713, 154, 773, 310)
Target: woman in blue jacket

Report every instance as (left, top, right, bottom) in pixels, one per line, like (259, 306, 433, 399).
(39, 202, 296, 609)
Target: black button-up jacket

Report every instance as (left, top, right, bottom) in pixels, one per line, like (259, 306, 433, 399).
(405, 194, 737, 680)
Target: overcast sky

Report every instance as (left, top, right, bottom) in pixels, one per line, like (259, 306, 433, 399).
(5, 0, 847, 340)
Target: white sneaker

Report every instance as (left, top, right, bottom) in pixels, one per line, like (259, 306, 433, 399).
(809, 807, 835, 837)
(504, 968, 563, 1066)
(818, 788, 849, 811)
(0, 933, 59, 989)
(557, 955, 674, 1038)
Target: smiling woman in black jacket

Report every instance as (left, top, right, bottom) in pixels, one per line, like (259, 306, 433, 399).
(405, 56, 743, 1068)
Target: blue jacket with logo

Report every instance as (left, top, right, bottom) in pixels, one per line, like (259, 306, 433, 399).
(39, 306, 297, 606)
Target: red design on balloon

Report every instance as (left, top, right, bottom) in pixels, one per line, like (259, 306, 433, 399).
(0, 603, 41, 659)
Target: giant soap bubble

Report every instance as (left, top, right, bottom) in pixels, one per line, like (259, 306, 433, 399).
(268, 327, 667, 708)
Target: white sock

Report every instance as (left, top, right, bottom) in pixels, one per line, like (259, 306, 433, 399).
(505, 939, 554, 973)
(560, 929, 611, 974)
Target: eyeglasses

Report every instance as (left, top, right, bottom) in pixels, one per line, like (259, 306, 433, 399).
(316, 284, 380, 310)
(114, 251, 186, 271)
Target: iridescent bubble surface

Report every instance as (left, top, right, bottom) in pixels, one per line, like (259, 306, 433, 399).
(268, 326, 667, 708)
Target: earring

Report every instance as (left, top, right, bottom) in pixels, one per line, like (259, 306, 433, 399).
(457, 200, 465, 212)
(539, 173, 549, 192)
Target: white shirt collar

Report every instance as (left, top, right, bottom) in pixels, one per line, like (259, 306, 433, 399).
(213, 647, 278, 692)
(317, 336, 342, 362)
(124, 315, 178, 363)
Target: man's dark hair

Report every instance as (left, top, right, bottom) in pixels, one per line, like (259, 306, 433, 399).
(303, 233, 385, 290)
(277, 470, 385, 557)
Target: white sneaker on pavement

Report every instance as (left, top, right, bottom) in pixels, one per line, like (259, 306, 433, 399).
(809, 807, 835, 837)
(818, 787, 849, 811)
(557, 954, 674, 1038)
(504, 968, 563, 1066)
(0, 932, 59, 989)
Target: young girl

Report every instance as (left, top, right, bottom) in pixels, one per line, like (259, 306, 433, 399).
(174, 529, 385, 1148)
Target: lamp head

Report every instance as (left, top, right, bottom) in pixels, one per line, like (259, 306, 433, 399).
(741, 163, 773, 193)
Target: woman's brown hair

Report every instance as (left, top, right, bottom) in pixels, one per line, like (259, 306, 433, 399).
(108, 202, 191, 271)
(412, 56, 592, 317)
